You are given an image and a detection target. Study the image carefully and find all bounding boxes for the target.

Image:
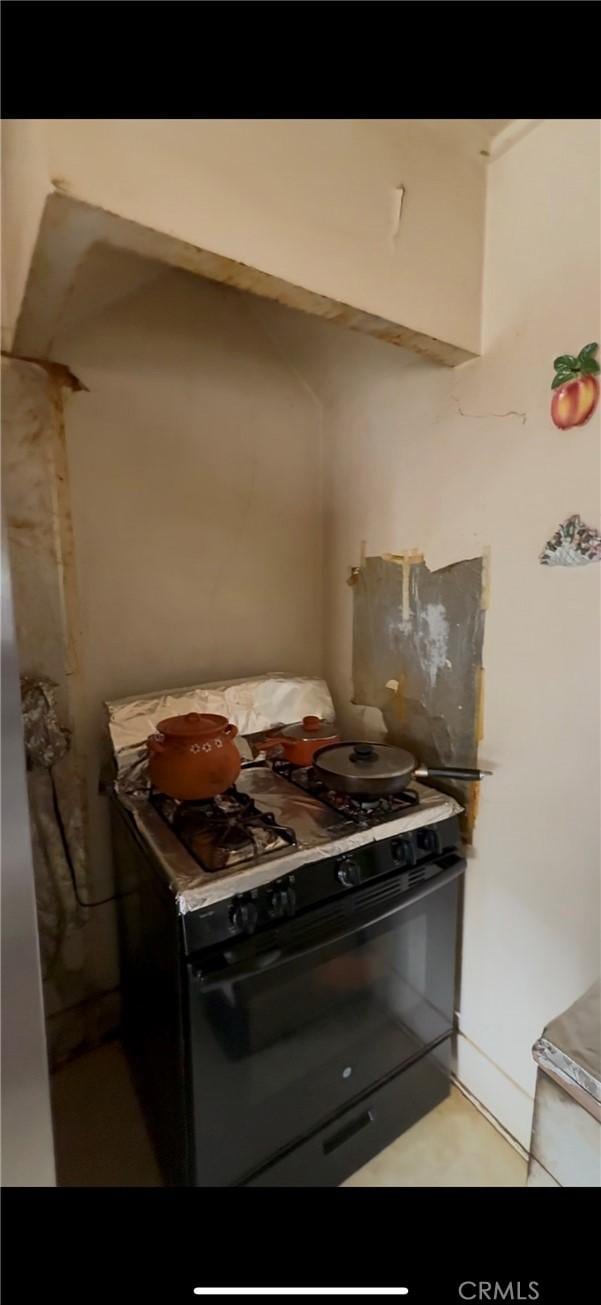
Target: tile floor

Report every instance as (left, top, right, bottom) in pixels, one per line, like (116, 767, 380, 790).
(342, 1088, 526, 1187)
(51, 1040, 527, 1188)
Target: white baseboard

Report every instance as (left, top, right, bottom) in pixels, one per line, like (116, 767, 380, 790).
(455, 1032, 534, 1153)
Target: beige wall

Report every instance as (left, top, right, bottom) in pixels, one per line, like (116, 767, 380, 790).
(254, 117, 601, 1147)
(54, 269, 323, 993)
(3, 118, 487, 354)
(0, 119, 50, 353)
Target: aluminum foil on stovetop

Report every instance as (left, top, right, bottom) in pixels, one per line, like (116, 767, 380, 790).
(105, 672, 335, 795)
(116, 767, 462, 915)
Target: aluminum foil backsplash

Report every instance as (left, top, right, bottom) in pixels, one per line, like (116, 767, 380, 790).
(106, 672, 335, 796)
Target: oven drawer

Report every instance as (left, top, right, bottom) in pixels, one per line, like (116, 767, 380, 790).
(244, 1038, 450, 1187)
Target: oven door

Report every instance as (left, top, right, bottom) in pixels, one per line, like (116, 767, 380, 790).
(186, 854, 464, 1186)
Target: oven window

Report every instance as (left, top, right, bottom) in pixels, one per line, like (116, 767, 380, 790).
(208, 904, 447, 1087)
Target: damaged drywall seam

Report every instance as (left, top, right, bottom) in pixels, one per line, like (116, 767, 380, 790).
(466, 551, 489, 836)
(381, 550, 424, 624)
(347, 539, 368, 588)
(481, 545, 491, 611)
(402, 557, 411, 622)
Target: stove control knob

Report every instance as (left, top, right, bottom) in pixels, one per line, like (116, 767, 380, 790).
(391, 836, 416, 868)
(336, 857, 361, 889)
(268, 881, 296, 921)
(416, 827, 441, 856)
(229, 898, 258, 935)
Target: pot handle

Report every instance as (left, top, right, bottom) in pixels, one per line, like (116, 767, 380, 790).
(147, 734, 166, 756)
(223, 723, 239, 740)
(257, 734, 285, 751)
(414, 765, 492, 781)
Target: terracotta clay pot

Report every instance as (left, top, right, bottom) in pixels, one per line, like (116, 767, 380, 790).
(260, 716, 341, 767)
(147, 712, 241, 800)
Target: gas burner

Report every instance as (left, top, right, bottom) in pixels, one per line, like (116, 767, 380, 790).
(271, 759, 420, 827)
(150, 786, 296, 874)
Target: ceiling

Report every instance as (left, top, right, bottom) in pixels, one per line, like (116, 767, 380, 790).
(450, 119, 514, 140)
(373, 119, 524, 158)
(413, 119, 516, 153)
(53, 244, 163, 341)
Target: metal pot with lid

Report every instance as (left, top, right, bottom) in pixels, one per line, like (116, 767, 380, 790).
(312, 740, 491, 798)
(260, 716, 341, 767)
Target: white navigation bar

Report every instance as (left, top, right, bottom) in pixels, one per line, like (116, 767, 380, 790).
(193, 1291, 409, 1298)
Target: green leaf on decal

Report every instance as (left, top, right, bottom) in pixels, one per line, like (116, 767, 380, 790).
(577, 342, 599, 362)
(580, 358, 600, 376)
(553, 354, 578, 370)
(552, 370, 578, 389)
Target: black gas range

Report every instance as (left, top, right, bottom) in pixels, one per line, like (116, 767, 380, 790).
(111, 759, 465, 1187)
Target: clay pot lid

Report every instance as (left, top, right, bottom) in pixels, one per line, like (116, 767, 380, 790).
(157, 711, 229, 738)
(281, 716, 339, 741)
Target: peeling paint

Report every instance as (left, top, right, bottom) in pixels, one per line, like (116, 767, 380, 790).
(51, 176, 74, 195)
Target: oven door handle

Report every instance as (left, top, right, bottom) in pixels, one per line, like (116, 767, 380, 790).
(192, 855, 465, 991)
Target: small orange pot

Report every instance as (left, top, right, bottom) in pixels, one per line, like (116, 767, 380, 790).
(260, 716, 341, 767)
(147, 712, 241, 800)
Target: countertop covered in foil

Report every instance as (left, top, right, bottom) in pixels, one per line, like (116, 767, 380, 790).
(533, 980, 601, 1117)
(116, 766, 462, 915)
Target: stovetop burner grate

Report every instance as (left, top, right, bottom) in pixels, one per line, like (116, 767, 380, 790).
(150, 786, 296, 874)
(271, 759, 420, 826)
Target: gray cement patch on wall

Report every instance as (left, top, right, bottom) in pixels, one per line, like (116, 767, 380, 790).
(352, 554, 486, 817)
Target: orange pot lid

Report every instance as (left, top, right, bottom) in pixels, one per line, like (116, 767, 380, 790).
(157, 711, 229, 738)
(281, 716, 339, 741)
